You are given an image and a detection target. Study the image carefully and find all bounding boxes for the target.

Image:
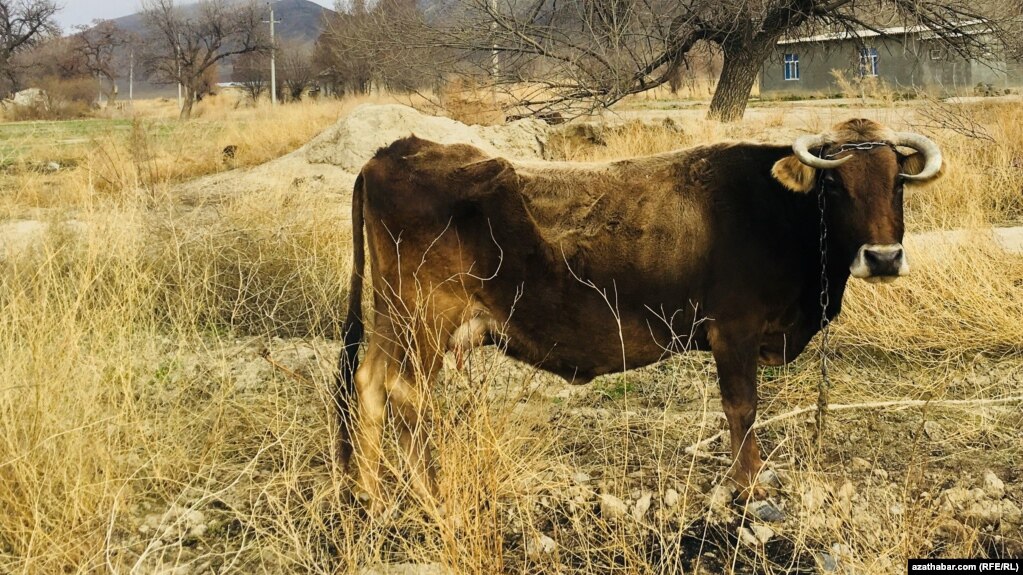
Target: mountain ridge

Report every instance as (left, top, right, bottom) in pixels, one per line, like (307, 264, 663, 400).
(103, 0, 335, 47)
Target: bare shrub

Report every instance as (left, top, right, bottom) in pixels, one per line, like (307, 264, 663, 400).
(146, 189, 353, 337)
(437, 77, 503, 125)
(547, 118, 691, 160)
(5, 76, 96, 120)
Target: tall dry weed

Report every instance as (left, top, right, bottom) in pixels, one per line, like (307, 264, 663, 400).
(1, 94, 1021, 573)
(148, 188, 353, 337)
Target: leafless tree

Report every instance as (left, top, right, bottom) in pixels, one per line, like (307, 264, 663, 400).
(8, 34, 102, 117)
(140, 0, 271, 119)
(17, 34, 82, 80)
(315, 10, 374, 96)
(328, 0, 1004, 121)
(279, 41, 314, 101)
(0, 0, 60, 98)
(233, 51, 268, 103)
(994, 2, 1023, 62)
(316, 0, 434, 97)
(70, 21, 134, 103)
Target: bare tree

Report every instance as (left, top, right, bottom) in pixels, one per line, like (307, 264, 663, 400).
(233, 50, 268, 103)
(17, 34, 83, 80)
(329, 0, 1004, 121)
(993, 1, 1023, 62)
(316, 1, 427, 97)
(141, 0, 271, 119)
(194, 60, 219, 101)
(0, 0, 60, 98)
(315, 10, 372, 96)
(279, 41, 314, 101)
(9, 34, 101, 117)
(70, 21, 133, 104)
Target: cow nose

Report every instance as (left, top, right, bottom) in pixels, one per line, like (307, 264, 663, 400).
(864, 246, 902, 271)
(850, 243, 909, 281)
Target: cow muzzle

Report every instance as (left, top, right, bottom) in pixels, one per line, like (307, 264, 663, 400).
(849, 243, 909, 283)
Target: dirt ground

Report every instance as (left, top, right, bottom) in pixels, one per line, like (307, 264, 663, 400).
(109, 336, 1023, 574)
(3, 102, 1021, 574)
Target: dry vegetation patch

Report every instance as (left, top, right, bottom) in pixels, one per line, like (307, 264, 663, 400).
(1, 96, 1022, 574)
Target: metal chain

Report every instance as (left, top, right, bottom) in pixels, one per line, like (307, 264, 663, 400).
(815, 160, 831, 444)
(825, 141, 891, 157)
(814, 141, 891, 444)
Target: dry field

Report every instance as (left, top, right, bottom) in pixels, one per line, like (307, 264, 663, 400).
(1, 92, 1022, 575)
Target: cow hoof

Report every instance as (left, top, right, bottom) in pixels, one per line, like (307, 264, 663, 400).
(746, 499, 786, 523)
(734, 483, 770, 503)
(354, 490, 386, 518)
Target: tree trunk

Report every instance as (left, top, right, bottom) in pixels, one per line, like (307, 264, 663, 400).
(707, 37, 776, 122)
(180, 83, 195, 119)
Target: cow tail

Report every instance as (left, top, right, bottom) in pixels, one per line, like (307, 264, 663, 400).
(337, 171, 366, 470)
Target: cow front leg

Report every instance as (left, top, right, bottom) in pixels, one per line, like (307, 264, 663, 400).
(709, 326, 766, 501)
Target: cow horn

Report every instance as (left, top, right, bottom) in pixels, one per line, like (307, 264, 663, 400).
(792, 134, 852, 169)
(891, 132, 942, 181)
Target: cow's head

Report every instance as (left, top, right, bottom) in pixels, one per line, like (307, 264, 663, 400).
(771, 119, 943, 282)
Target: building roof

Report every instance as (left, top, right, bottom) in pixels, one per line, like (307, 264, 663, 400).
(777, 20, 988, 45)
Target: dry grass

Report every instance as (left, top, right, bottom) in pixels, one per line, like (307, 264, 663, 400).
(0, 94, 384, 217)
(1, 94, 1021, 574)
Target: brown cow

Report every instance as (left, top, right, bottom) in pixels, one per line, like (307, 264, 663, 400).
(335, 119, 942, 511)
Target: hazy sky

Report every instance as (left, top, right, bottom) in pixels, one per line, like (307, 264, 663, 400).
(56, 0, 337, 31)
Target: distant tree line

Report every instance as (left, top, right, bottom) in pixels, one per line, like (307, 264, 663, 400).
(2, 0, 1019, 121)
(0, 1, 142, 117)
(314, 0, 1016, 121)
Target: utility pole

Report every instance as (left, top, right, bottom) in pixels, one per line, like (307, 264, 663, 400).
(129, 50, 134, 104)
(264, 3, 280, 107)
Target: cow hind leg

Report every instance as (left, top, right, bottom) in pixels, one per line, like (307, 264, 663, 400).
(349, 342, 391, 512)
(350, 331, 445, 513)
(387, 373, 437, 502)
(709, 326, 766, 501)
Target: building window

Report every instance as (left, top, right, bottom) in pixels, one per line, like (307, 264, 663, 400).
(784, 53, 800, 80)
(859, 47, 879, 77)
(929, 48, 944, 60)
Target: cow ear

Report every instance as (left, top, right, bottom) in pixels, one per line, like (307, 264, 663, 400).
(771, 155, 817, 193)
(899, 151, 944, 180)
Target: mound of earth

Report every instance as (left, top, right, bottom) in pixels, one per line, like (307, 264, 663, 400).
(304, 103, 550, 172)
(171, 104, 551, 207)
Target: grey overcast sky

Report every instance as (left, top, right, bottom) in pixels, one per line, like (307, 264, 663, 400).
(55, 0, 337, 31)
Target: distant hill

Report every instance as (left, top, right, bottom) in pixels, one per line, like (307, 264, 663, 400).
(106, 0, 335, 47)
(269, 0, 336, 46)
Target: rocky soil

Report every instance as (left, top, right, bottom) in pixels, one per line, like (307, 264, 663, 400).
(109, 336, 1023, 574)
